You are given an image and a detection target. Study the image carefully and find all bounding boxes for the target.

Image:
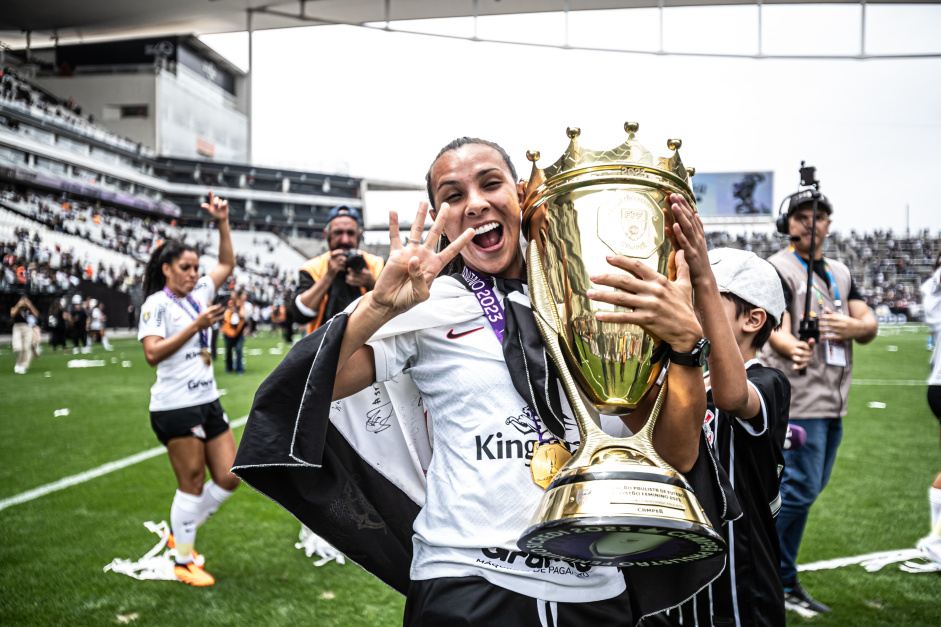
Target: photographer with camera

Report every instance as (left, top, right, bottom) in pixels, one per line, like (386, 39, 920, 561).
(761, 176, 877, 616)
(291, 205, 384, 336)
(11, 295, 39, 374)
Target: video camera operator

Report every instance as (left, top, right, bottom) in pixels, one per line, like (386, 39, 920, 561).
(760, 185, 878, 616)
(291, 205, 384, 335)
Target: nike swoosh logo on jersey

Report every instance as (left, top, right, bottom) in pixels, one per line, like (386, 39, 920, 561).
(447, 327, 485, 340)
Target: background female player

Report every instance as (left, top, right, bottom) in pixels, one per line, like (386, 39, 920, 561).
(139, 192, 239, 587)
(919, 249, 941, 564)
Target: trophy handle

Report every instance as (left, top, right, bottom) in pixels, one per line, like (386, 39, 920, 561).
(527, 243, 680, 476)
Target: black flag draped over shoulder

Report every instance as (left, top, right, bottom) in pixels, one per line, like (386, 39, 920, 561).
(232, 315, 419, 594)
(233, 283, 740, 621)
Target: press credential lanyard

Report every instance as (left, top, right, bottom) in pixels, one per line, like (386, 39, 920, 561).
(791, 251, 846, 366)
(162, 287, 208, 348)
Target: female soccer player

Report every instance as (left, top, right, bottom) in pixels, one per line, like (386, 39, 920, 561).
(236, 138, 726, 623)
(139, 192, 239, 586)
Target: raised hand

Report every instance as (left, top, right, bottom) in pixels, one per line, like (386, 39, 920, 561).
(200, 191, 229, 222)
(586, 250, 703, 352)
(668, 193, 711, 284)
(371, 201, 475, 316)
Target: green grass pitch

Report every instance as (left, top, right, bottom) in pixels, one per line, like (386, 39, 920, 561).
(0, 328, 938, 625)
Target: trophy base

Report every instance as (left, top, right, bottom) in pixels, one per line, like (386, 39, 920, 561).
(518, 516, 724, 568)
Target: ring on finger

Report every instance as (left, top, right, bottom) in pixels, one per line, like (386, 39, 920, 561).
(408, 238, 421, 244)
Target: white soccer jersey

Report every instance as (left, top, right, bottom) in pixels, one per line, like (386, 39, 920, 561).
(369, 285, 626, 604)
(923, 268, 941, 386)
(139, 276, 219, 412)
(90, 308, 103, 331)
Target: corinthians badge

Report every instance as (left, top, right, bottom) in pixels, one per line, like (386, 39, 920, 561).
(515, 123, 725, 568)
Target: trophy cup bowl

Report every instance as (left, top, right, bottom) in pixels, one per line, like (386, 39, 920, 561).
(516, 124, 726, 567)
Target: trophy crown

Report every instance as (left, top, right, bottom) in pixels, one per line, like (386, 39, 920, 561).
(525, 121, 695, 198)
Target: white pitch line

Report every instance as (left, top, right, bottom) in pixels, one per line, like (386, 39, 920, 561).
(0, 415, 248, 513)
(852, 379, 926, 386)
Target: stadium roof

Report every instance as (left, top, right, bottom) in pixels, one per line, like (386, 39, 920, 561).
(2, 0, 937, 49)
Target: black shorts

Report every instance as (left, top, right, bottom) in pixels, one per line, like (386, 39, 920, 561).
(929, 385, 941, 422)
(403, 576, 632, 627)
(150, 399, 230, 446)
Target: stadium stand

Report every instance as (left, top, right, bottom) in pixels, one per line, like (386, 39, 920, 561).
(0, 58, 937, 335)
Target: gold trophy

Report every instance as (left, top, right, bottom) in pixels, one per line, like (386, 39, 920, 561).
(516, 123, 725, 567)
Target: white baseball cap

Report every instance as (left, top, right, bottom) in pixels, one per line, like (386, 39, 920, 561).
(707, 248, 786, 327)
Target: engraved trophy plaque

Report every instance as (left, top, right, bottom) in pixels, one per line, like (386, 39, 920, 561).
(516, 123, 725, 567)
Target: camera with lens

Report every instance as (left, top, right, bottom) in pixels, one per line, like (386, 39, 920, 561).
(343, 250, 367, 274)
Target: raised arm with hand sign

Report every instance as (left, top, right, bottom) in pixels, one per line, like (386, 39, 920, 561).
(332, 201, 474, 399)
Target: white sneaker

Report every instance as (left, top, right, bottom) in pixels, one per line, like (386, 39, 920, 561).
(917, 535, 941, 565)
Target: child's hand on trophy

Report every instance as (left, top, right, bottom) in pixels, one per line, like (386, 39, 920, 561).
(587, 250, 703, 353)
(668, 193, 711, 287)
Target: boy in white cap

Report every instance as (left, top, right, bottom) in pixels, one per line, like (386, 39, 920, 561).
(645, 195, 791, 627)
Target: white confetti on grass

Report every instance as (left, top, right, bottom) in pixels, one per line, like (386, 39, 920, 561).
(122, 361, 132, 368)
(868, 402, 887, 409)
(44, 371, 51, 377)
(319, 591, 335, 600)
(67, 360, 106, 368)
(54, 409, 70, 417)
(217, 389, 228, 396)
(116, 613, 139, 623)
(246, 349, 263, 356)
(268, 347, 284, 355)
(887, 345, 899, 352)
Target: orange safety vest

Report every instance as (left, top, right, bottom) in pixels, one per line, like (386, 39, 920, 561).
(222, 309, 245, 338)
(302, 250, 384, 336)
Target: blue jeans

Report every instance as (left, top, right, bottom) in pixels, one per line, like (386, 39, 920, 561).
(776, 417, 843, 586)
(224, 335, 244, 373)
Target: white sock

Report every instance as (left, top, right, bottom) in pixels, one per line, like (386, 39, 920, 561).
(196, 480, 235, 527)
(102, 337, 112, 350)
(171, 490, 201, 564)
(931, 487, 941, 528)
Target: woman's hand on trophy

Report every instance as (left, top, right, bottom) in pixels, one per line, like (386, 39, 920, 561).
(371, 201, 475, 317)
(587, 250, 703, 352)
(669, 194, 711, 285)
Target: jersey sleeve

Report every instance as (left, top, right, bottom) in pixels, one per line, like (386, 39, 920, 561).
(368, 331, 419, 384)
(736, 365, 791, 438)
(138, 297, 167, 341)
(191, 275, 217, 308)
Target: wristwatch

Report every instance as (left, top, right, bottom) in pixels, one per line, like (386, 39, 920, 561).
(669, 338, 711, 368)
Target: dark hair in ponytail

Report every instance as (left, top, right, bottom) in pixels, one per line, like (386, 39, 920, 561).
(143, 240, 198, 296)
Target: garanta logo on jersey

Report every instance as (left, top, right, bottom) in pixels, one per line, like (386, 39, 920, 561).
(478, 547, 592, 575)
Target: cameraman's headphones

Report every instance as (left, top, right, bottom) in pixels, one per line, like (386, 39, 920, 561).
(775, 190, 833, 235)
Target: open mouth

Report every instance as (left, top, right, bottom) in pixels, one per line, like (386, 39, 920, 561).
(472, 222, 504, 252)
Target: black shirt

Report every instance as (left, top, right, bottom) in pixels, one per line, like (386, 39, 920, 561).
(645, 362, 791, 627)
(290, 268, 362, 326)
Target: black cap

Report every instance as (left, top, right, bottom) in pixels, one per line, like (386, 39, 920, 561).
(787, 190, 832, 216)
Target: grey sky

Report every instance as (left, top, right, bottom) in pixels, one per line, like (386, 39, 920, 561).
(202, 6, 941, 232)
